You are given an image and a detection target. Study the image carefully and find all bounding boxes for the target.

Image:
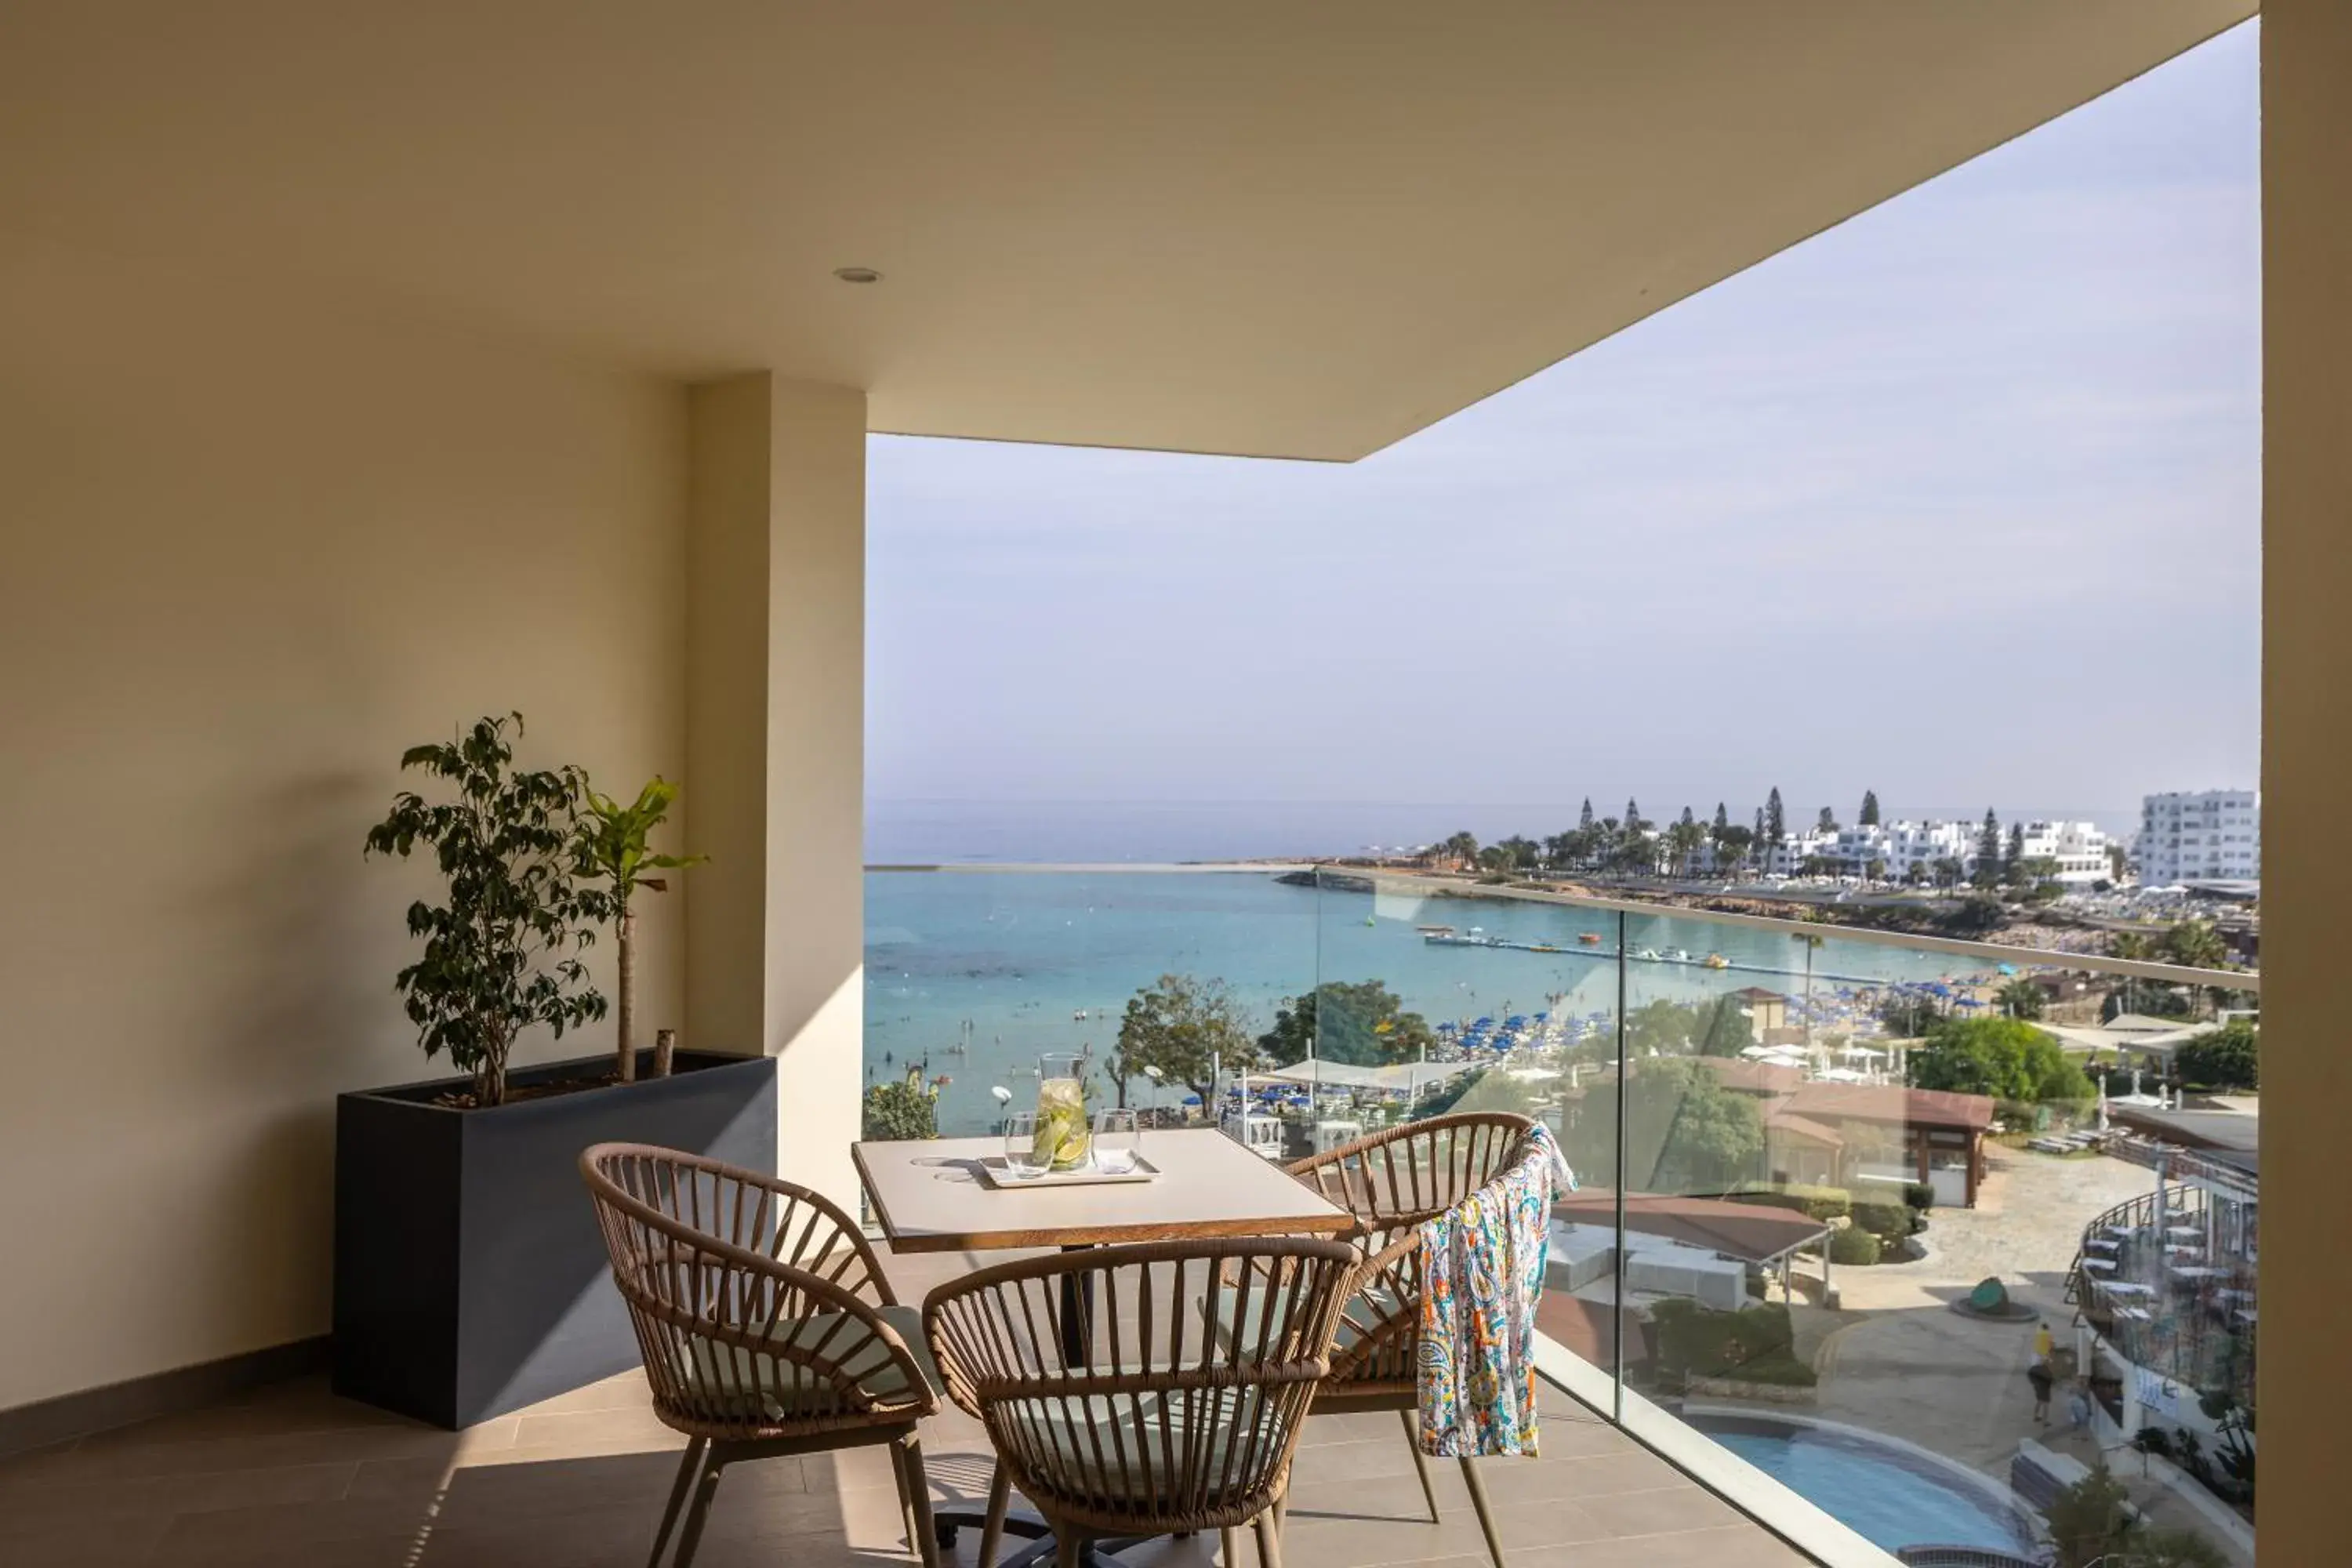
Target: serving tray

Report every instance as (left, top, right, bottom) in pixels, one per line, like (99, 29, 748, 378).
(973, 1152, 1161, 1189)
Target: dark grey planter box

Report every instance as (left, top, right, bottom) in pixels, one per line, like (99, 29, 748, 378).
(332, 1048, 776, 1429)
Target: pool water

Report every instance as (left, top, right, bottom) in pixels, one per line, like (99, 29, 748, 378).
(1700, 1422, 2039, 1555)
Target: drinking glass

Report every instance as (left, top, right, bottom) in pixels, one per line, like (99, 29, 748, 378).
(1093, 1109, 1142, 1174)
(1000, 1112, 1049, 1181)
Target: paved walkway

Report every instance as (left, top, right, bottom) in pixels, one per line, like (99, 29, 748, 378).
(1807, 1147, 2154, 1469)
(1775, 1149, 2252, 1563)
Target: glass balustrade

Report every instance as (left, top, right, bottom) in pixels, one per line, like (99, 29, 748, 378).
(862, 860, 2259, 1566)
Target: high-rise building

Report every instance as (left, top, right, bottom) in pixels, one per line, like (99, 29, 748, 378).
(2139, 789, 2261, 885)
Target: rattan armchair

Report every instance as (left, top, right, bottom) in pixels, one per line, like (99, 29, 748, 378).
(1283, 1112, 1537, 1568)
(581, 1143, 945, 1568)
(924, 1236, 1359, 1568)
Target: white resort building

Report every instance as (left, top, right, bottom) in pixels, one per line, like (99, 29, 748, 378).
(2141, 789, 2262, 887)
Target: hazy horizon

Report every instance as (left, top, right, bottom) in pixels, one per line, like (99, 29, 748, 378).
(868, 24, 2259, 855)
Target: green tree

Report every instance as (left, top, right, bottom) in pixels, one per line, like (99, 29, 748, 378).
(1116, 973, 1258, 1105)
(1695, 994, 1755, 1057)
(2129, 1530, 2230, 1568)
(2045, 1460, 2134, 1568)
(1817, 805, 1837, 833)
(1765, 788, 1785, 848)
(1973, 809, 2003, 889)
(1494, 834, 1541, 870)
(2004, 822, 2025, 886)
(1626, 1057, 1766, 1192)
(1996, 978, 2046, 1020)
(1859, 789, 1880, 826)
(2176, 1020, 2259, 1090)
(1258, 978, 1433, 1069)
(862, 1067, 940, 1140)
(1440, 829, 1479, 868)
(1878, 990, 1945, 1036)
(363, 713, 607, 1108)
(1419, 1064, 1540, 1120)
(1907, 1017, 2092, 1105)
(1624, 997, 1705, 1055)
(2163, 919, 2230, 971)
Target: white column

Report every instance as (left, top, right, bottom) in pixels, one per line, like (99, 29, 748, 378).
(685, 372, 866, 1206)
(2263, 5, 2352, 1557)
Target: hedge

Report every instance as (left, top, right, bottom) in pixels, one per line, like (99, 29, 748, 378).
(1647, 1298, 1810, 1388)
(1829, 1226, 1883, 1266)
(1727, 1182, 1852, 1222)
(1851, 1200, 1917, 1241)
(1902, 1181, 1935, 1212)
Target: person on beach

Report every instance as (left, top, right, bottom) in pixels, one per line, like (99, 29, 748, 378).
(2027, 1359, 2054, 1425)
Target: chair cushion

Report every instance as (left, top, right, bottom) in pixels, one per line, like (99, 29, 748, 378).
(1207, 1279, 1402, 1374)
(678, 1302, 938, 1421)
(1001, 1387, 1290, 1506)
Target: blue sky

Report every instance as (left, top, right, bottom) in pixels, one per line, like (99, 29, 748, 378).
(868, 23, 2258, 841)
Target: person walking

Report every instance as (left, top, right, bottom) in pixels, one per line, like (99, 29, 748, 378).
(2034, 1320, 2056, 1362)
(2027, 1358, 2054, 1425)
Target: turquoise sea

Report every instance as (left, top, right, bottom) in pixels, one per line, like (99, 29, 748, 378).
(865, 870, 1973, 1134)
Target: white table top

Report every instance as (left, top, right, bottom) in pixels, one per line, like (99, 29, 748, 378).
(852, 1129, 1355, 1254)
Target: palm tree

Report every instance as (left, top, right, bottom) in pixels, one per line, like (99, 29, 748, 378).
(2108, 930, 2154, 1018)
(1997, 978, 2045, 1021)
(2163, 920, 2229, 971)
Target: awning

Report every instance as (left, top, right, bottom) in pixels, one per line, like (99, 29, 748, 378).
(1258, 1058, 1476, 1094)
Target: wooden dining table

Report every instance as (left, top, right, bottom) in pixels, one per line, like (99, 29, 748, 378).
(851, 1127, 1356, 1563)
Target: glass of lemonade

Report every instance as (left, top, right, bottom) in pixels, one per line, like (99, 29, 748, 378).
(1033, 1053, 1093, 1171)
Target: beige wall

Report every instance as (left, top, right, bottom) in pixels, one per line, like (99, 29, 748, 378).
(0, 239, 688, 1410)
(2259, 4, 2350, 1558)
(686, 375, 866, 1207)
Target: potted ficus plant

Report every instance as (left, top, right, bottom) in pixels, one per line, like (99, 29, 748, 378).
(570, 775, 704, 1083)
(335, 713, 773, 1430)
(362, 713, 608, 1106)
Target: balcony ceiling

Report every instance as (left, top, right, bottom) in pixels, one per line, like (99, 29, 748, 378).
(0, 2, 2250, 460)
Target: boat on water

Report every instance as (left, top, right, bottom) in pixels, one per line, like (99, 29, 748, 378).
(1704, 953, 1730, 969)
(1637, 947, 1662, 961)
(1578, 931, 1603, 946)
(1670, 949, 1692, 963)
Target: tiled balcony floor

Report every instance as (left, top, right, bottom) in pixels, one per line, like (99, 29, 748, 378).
(0, 1250, 1813, 1568)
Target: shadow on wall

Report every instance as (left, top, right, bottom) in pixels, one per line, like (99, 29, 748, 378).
(186, 766, 384, 1352)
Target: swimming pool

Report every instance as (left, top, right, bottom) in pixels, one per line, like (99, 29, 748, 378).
(1690, 1414, 2042, 1557)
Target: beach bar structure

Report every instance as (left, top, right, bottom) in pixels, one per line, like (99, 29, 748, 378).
(2, 5, 2341, 1563)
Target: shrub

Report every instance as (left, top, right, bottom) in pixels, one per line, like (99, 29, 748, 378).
(1728, 1182, 1851, 1222)
(1829, 1226, 1883, 1266)
(1647, 1299, 1811, 1388)
(2046, 1462, 2134, 1568)
(2175, 1021, 2259, 1092)
(1901, 1181, 1935, 1212)
(1851, 1200, 1915, 1241)
(861, 1069, 940, 1141)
